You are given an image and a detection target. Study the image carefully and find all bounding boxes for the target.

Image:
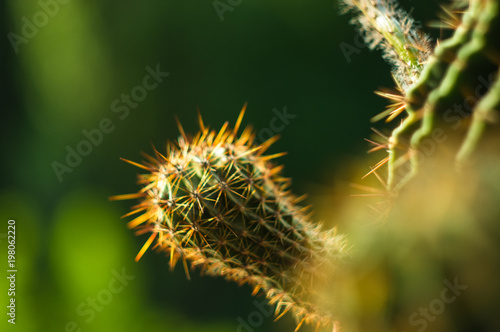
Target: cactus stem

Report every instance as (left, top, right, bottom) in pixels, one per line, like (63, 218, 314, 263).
(457, 68, 500, 162)
(113, 106, 348, 330)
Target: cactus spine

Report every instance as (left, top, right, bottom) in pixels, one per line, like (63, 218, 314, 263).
(111, 106, 347, 330)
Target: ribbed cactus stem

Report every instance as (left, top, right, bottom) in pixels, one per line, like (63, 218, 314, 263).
(390, 0, 500, 189)
(386, 0, 480, 189)
(343, 0, 500, 193)
(457, 66, 500, 162)
(112, 107, 348, 330)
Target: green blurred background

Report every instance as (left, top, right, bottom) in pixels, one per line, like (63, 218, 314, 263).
(0, 1, 447, 331)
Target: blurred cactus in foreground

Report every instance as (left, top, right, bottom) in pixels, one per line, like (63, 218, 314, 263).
(111, 106, 347, 330)
(323, 138, 500, 332)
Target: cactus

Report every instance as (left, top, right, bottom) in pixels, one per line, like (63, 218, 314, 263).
(111, 106, 348, 330)
(112, 1, 500, 330)
(344, 0, 500, 191)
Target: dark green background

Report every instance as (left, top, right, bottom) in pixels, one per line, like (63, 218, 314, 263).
(1, 1, 442, 331)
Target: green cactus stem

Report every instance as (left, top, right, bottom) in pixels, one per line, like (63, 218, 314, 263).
(392, 0, 500, 189)
(345, 0, 500, 191)
(457, 66, 500, 162)
(111, 106, 348, 331)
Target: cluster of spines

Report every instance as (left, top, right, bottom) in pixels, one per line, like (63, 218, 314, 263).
(112, 106, 347, 331)
(341, 0, 433, 91)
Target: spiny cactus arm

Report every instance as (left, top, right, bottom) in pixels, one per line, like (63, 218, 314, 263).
(411, 0, 499, 140)
(112, 108, 348, 331)
(387, 1, 480, 188)
(342, 0, 432, 90)
(388, 0, 500, 190)
(450, 0, 500, 163)
(404, 0, 482, 112)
